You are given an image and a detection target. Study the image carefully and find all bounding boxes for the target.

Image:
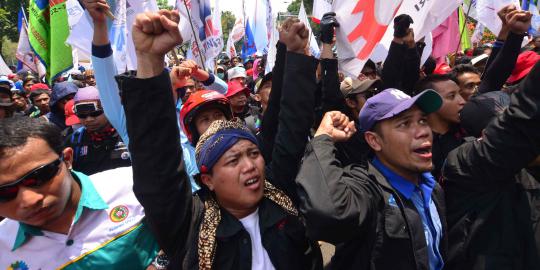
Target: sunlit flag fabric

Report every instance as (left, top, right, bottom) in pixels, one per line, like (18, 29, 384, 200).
(312, 0, 334, 23)
(16, 8, 39, 73)
(226, 17, 245, 58)
(28, 0, 73, 82)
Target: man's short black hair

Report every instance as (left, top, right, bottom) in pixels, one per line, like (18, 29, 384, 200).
(450, 64, 480, 83)
(0, 117, 63, 159)
(414, 74, 453, 95)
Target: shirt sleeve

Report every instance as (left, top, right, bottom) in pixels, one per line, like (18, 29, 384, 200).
(91, 43, 129, 146)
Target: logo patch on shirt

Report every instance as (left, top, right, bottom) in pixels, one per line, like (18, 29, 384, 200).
(388, 195, 398, 208)
(7, 261, 29, 270)
(79, 146, 88, 156)
(109, 205, 129, 223)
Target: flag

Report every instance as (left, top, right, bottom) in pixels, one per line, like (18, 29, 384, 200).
(0, 55, 12, 75)
(459, 6, 472, 50)
(178, 0, 223, 69)
(475, 0, 520, 35)
(16, 7, 38, 73)
(431, 10, 461, 61)
(523, 0, 540, 35)
(226, 17, 245, 58)
(471, 23, 485, 43)
(17, 6, 25, 71)
(334, 0, 403, 77)
(265, 13, 279, 73)
(28, 0, 74, 82)
(242, 19, 257, 60)
(312, 0, 334, 23)
(245, 0, 271, 55)
(298, 1, 320, 58)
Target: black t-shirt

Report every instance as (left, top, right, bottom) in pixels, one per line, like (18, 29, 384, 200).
(65, 128, 131, 175)
(432, 125, 468, 181)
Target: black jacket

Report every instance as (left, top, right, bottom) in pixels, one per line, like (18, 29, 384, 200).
(296, 135, 447, 270)
(121, 52, 322, 269)
(64, 127, 131, 175)
(382, 41, 421, 96)
(442, 61, 540, 270)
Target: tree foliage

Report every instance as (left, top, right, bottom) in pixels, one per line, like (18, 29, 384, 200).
(221, 11, 236, 44)
(156, 0, 173, 10)
(0, 0, 27, 54)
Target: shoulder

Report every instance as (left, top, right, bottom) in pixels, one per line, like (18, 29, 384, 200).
(0, 219, 20, 251)
(88, 167, 134, 197)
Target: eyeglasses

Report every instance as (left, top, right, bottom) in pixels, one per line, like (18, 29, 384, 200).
(76, 110, 104, 119)
(0, 156, 63, 202)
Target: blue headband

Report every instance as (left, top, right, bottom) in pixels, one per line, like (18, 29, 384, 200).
(197, 129, 258, 173)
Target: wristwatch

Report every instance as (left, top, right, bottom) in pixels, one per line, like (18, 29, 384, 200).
(151, 253, 170, 270)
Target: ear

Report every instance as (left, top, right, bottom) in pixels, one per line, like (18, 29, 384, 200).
(62, 147, 74, 170)
(345, 98, 357, 109)
(200, 174, 215, 191)
(364, 131, 383, 152)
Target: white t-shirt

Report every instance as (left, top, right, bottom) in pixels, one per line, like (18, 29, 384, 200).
(239, 209, 276, 270)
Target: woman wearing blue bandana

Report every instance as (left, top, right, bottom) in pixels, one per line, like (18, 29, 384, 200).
(121, 11, 323, 270)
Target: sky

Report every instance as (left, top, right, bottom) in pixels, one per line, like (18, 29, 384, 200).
(168, 0, 293, 17)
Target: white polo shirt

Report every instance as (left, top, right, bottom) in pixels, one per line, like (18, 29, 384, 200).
(0, 167, 159, 269)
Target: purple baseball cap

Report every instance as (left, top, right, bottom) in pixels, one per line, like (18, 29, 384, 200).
(74, 86, 100, 103)
(358, 88, 442, 133)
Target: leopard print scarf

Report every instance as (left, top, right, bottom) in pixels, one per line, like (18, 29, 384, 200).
(197, 181, 298, 270)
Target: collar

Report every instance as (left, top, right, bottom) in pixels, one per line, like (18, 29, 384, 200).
(12, 170, 108, 251)
(371, 157, 436, 206)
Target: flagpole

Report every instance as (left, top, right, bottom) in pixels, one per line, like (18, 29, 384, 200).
(182, 0, 207, 70)
(456, 3, 473, 54)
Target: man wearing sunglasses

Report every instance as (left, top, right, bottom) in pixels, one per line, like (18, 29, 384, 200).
(65, 86, 131, 175)
(0, 117, 159, 269)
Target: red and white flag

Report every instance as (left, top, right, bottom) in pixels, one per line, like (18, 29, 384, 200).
(312, 0, 334, 23)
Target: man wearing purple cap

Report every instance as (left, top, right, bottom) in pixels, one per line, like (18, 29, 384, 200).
(64, 86, 130, 175)
(297, 88, 447, 270)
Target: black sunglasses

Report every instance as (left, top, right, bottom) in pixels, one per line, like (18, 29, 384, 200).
(76, 110, 104, 119)
(0, 156, 63, 203)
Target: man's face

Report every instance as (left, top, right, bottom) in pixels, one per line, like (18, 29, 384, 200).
(232, 58, 240, 66)
(534, 37, 540, 48)
(231, 77, 246, 87)
(228, 92, 248, 112)
(13, 94, 28, 110)
(366, 107, 434, 178)
(75, 101, 110, 132)
(24, 81, 35, 92)
(201, 140, 265, 217)
(360, 66, 377, 81)
(0, 138, 73, 228)
(194, 107, 227, 136)
(56, 93, 75, 111)
(84, 72, 96, 86)
(33, 93, 50, 114)
(256, 83, 271, 113)
(432, 80, 465, 124)
(456, 72, 481, 101)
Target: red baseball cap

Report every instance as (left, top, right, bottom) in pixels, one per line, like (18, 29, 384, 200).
(507, 51, 540, 84)
(433, 63, 452, 75)
(226, 80, 250, 98)
(64, 99, 80, 126)
(30, 83, 50, 92)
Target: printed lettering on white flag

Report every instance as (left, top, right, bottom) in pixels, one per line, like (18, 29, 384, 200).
(298, 2, 320, 58)
(312, 0, 334, 22)
(16, 18, 38, 73)
(178, 0, 223, 69)
(245, 0, 271, 55)
(334, 0, 403, 77)
(476, 0, 520, 35)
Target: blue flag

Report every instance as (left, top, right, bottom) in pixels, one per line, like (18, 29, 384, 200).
(242, 19, 257, 60)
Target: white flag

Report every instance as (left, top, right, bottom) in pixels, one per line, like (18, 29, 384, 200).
(312, 0, 334, 22)
(225, 17, 245, 58)
(475, 0, 520, 35)
(265, 14, 279, 73)
(245, 0, 271, 55)
(16, 18, 38, 73)
(0, 55, 12, 75)
(298, 2, 320, 58)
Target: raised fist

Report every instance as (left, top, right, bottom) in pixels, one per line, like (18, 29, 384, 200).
(132, 10, 183, 58)
(394, 14, 414, 38)
(315, 111, 357, 142)
(281, 21, 309, 54)
(320, 12, 340, 45)
(506, 10, 532, 35)
(82, 0, 110, 23)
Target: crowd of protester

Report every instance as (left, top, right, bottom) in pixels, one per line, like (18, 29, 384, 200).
(1, 1, 540, 269)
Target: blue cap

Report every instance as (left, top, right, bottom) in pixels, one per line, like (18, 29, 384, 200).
(358, 88, 442, 133)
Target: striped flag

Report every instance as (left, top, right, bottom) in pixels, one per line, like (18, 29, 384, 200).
(28, 0, 73, 82)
